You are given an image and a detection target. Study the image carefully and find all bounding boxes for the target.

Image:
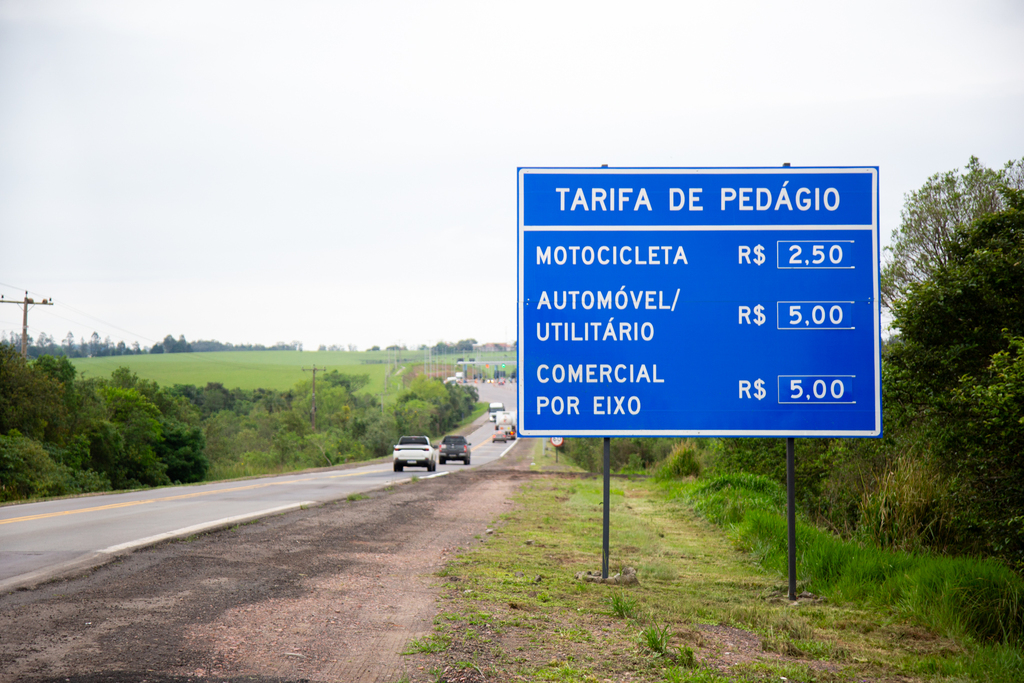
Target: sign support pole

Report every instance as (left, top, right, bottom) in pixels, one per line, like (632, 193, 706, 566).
(602, 437, 611, 579)
(518, 166, 882, 592)
(787, 437, 797, 600)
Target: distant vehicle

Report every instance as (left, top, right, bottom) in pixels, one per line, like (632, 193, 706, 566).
(445, 376, 458, 384)
(439, 435, 471, 465)
(488, 402, 505, 422)
(455, 371, 465, 381)
(493, 411, 517, 443)
(393, 435, 437, 472)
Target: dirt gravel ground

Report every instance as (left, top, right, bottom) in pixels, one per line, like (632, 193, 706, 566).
(0, 441, 536, 683)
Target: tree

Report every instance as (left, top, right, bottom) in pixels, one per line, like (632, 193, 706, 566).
(157, 419, 208, 483)
(321, 371, 370, 393)
(89, 332, 102, 357)
(887, 188, 1024, 563)
(95, 385, 169, 488)
(0, 346, 65, 442)
(888, 193, 1024, 398)
(882, 156, 1024, 307)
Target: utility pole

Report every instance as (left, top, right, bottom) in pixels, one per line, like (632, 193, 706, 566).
(302, 364, 326, 431)
(1, 292, 53, 359)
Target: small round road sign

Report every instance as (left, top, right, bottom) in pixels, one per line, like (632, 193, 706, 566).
(550, 437, 564, 447)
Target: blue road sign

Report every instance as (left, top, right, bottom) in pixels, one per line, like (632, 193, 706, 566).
(517, 167, 881, 437)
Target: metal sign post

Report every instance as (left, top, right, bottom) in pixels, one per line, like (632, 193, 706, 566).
(517, 166, 882, 589)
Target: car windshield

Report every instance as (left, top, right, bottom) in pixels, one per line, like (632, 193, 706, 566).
(399, 436, 428, 445)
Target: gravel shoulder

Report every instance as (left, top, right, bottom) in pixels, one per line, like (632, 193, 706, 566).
(0, 440, 537, 683)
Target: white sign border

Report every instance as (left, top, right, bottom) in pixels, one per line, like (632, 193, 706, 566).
(517, 166, 882, 438)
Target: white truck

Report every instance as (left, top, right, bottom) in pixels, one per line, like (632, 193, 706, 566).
(492, 411, 517, 443)
(488, 402, 505, 422)
(392, 435, 437, 472)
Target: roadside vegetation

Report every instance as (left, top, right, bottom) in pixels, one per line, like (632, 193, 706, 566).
(563, 158, 1024, 572)
(422, 442, 1023, 682)
(415, 157, 1024, 680)
(0, 353, 480, 500)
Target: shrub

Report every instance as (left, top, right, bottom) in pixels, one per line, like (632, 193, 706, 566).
(673, 474, 1024, 646)
(655, 441, 702, 480)
(855, 453, 956, 552)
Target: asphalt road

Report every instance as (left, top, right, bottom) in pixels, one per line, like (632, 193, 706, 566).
(0, 380, 518, 592)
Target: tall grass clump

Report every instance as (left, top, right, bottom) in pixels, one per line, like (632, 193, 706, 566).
(856, 453, 956, 552)
(669, 473, 1024, 652)
(654, 441, 703, 480)
(680, 472, 785, 527)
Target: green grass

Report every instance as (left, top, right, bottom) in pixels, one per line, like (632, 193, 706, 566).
(69, 350, 387, 392)
(607, 592, 641, 620)
(667, 473, 1024, 682)
(402, 632, 451, 654)
(639, 622, 672, 655)
(418, 471, 1024, 682)
(70, 349, 516, 392)
(672, 474, 1024, 646)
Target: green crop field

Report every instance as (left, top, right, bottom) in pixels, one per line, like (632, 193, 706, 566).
(69, 349, 516, 393)
(70, 351, 392, 392)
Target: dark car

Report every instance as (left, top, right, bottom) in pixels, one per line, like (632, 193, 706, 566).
(439, 435, 471, 465)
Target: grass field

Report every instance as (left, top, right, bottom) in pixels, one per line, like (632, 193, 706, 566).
(70, 351, 390, 392)
(422, 442, 1024, 682)
(69, 349, 516, 393)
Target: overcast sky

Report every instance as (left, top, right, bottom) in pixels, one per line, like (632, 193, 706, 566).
(1, 0, 1022, 352)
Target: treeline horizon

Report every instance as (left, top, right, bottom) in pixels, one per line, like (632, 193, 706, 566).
(2, 333, 513, 360)
(2, 332, 308, 359)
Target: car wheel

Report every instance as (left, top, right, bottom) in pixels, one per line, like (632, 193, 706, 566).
(440, 457, 447, 465)
(464, 457, 471, 465)
(429, 460, 436, 472)
(394, 462, 403, 472)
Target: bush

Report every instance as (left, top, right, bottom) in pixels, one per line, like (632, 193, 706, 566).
(564, 437, 679, 474)
(0, 432, 109, 501)
(655, 441, 703, 480)
(670, 474, 1024, 647)
(855, 453, 956, 552)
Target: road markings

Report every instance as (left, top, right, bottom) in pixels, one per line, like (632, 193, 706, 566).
(0, 437, 508, 529)
(327, 468, 388, 479)
(0, 468, 387, 526)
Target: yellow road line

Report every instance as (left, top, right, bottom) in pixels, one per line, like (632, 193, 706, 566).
(327, 469, 388, 478)
(0, 444, 504, 528)
(0, 469, 386, 526)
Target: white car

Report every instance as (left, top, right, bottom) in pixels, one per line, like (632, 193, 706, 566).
(393, 435, 437, 472)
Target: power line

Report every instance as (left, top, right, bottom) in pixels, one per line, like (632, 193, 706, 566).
(0, 280, 158, 345)
(0, 292, 54, 358)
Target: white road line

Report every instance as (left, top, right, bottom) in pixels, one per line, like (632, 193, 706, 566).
(99, 501, 316, 554)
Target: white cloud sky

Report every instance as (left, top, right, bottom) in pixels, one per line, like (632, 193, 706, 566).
(1, 0, 1022, 350)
